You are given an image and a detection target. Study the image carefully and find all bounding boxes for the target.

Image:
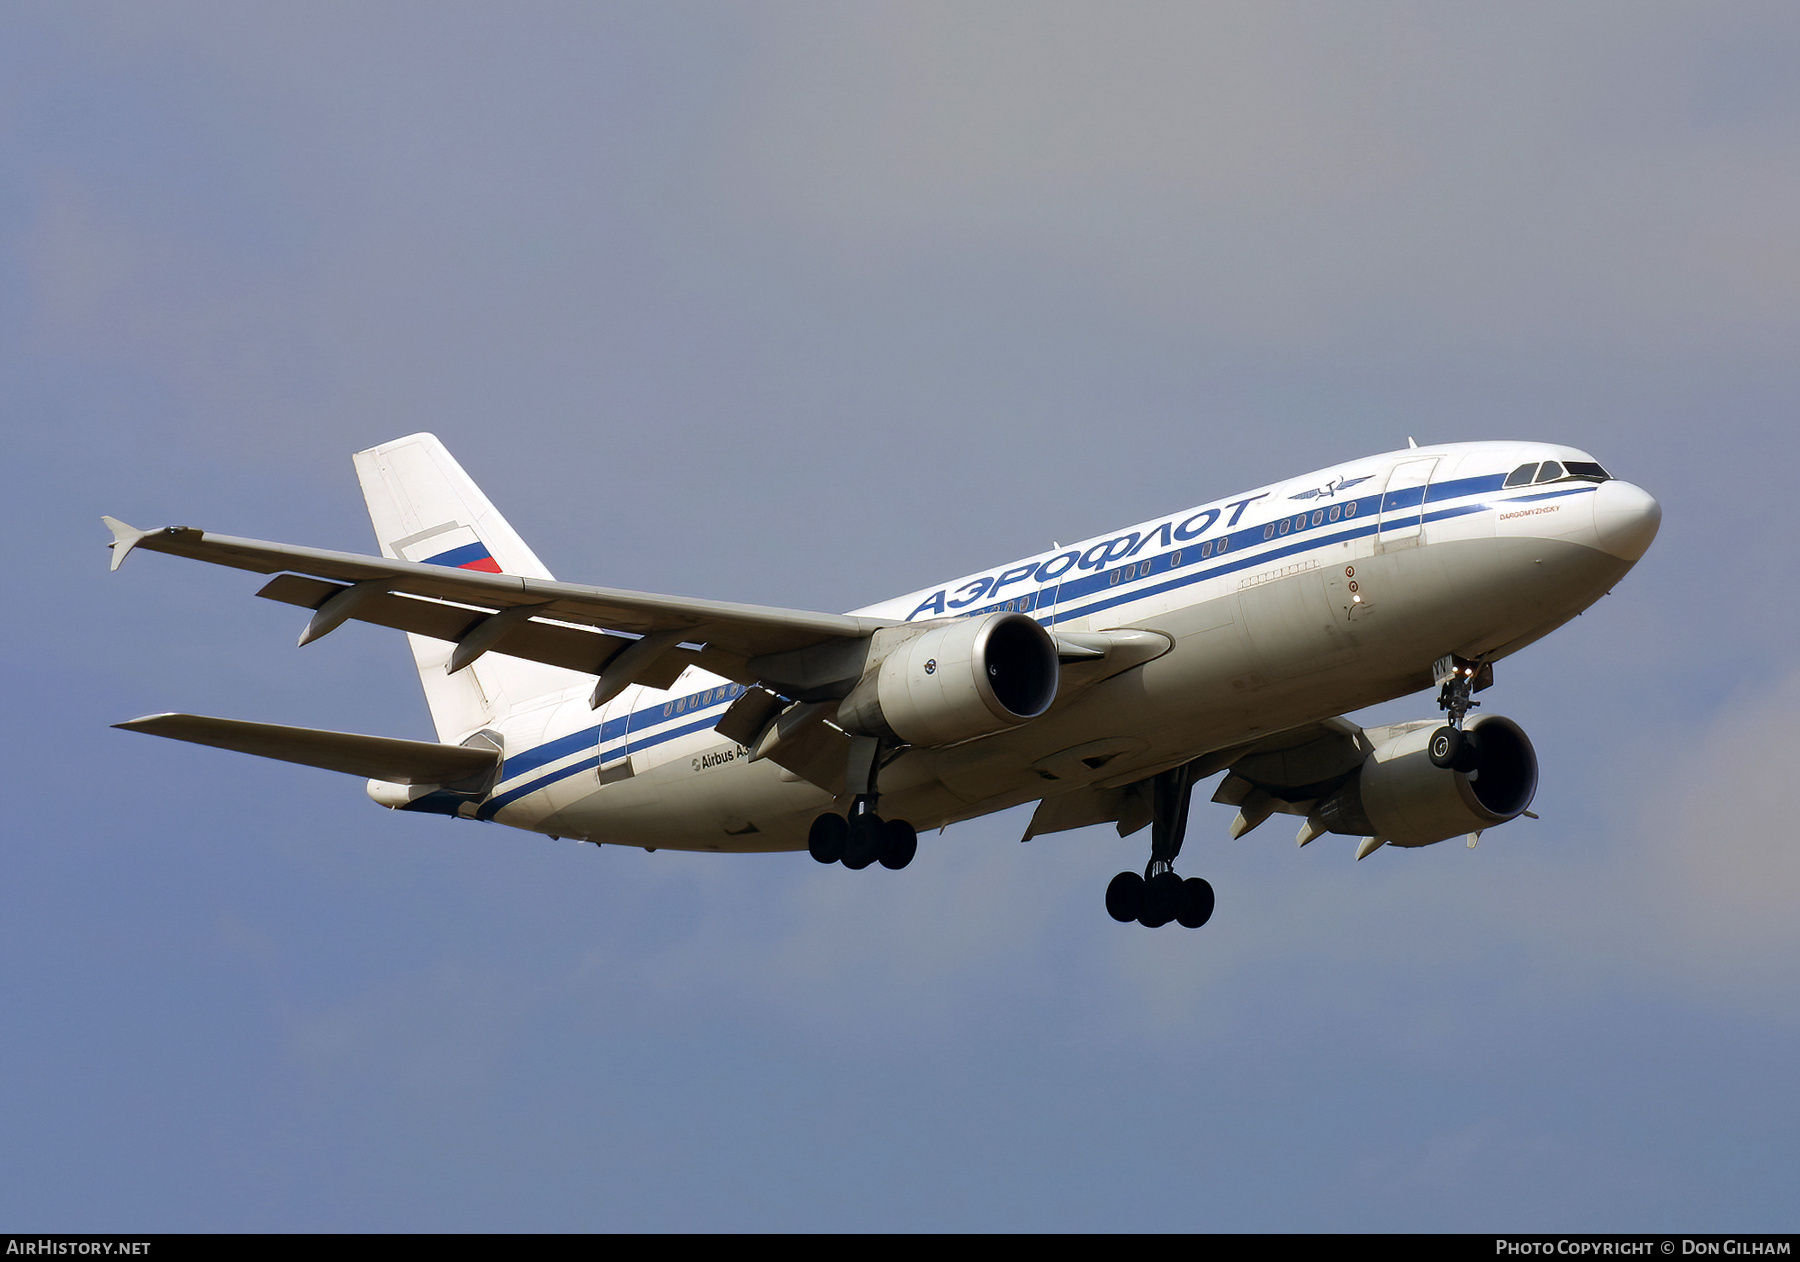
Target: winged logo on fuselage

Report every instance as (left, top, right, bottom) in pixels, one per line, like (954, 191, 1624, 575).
(1289, 474, 1373, 502)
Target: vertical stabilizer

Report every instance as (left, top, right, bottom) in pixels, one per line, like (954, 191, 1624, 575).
(353, 433, 584, 739)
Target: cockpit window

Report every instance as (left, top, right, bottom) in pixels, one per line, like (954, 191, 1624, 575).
(1508, 458, 1612, 490)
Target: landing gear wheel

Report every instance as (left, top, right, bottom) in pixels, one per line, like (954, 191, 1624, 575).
(1139, 871, 1183, 928)
(1102, 761, 1219, 928)
(1428, 726, 1463, 770)
(1176, 877, 1215, 929)
(807, 812, 847, 864)
(843, 811, 884, 870)
(1106, 871, 1145, 923)
(877, 819, 917, 870)
(1428, 725, 1482, 772)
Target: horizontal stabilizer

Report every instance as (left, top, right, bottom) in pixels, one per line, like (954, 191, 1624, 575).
(114, 713, 499, 786)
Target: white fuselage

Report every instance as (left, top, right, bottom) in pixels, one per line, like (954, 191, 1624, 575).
(436, 441, 1656, 853)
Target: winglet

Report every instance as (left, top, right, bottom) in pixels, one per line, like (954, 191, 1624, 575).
(101, 516, 156, 572)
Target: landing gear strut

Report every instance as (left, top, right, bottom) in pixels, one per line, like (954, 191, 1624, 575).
(1105, 761, 1214, 929)
(1429, 654, 1493, 771)
(807, 738, 918, 871)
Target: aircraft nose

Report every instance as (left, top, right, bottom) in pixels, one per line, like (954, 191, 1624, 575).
(1592, 480, 1661, 561)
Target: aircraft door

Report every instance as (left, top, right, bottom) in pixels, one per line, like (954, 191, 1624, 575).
(1377, 457, 1439, 551)
(1034, 567, 1061, 628)
(1031, 551, 1075, 628)
(597, 692, 636, 785)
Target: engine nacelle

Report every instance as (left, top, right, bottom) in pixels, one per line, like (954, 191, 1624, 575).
(836, 612, 1059, 747)
(1315, 714, 1538, 847)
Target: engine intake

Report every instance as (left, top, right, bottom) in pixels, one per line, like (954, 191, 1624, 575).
(836, 612, 1059, 747)
(1315, 714, 1538, 847)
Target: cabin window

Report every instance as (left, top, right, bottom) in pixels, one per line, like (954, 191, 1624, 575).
(1278, 519, 1291, 535)
(1343, 502, 1357, 518)
(1504, 463, 1539, 488)
(1263, 524, 1275, 540)
(1200, 541, 1212, 558)
(1328, 505, 1341, 522)
(1217, 536, 1230, 552)
(1312, 510, 1324, 527)
(1171, 550, 1183, 567)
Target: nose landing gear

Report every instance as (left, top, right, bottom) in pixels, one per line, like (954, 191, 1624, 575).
(1105, 761, 1214, 929)
(1428, 654, 1493, 771)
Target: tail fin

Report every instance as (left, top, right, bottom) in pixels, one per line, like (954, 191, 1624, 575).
(354, 433, 585, 740)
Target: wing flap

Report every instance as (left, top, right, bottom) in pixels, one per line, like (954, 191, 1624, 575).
(259, 574, 490, 642)
(114, 713, 500, 786)
(254, 575, 709, 687)
(1021, 785, 1128, 841)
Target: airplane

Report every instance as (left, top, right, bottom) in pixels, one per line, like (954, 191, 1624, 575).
(105, 434, 1660, 929)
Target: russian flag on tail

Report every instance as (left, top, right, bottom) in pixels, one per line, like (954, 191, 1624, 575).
(421, 540, 503, 573)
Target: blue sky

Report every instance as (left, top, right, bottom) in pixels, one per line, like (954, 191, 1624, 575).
(4, 1, 1798, 1231)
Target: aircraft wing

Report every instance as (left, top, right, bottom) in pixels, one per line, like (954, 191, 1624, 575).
(1022, 717, 1376, 843)
(1202, 717, 1377, 840)
(104, 519, 888, 701)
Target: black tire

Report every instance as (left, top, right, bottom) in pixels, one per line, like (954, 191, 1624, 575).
(877, 818, 918, 870)
(1176, 877, 1215, 929)
(1428, 726, 1463, 769)
(1451, 727, 1483, 773)
(1106, 871, 1144, 923)
(843, 812, 884, 870)
(1140, 871, 1182, 928)
(807, 813, 847, 864)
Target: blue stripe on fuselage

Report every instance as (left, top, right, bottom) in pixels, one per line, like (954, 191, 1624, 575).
(478, 711, 729, 820)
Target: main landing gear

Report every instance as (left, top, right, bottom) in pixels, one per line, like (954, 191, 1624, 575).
(806, 736, 917, 870)
(1427, 654, 1493, 772)
(807, 799, 918, 870)
(1105, 761, 1214, 929)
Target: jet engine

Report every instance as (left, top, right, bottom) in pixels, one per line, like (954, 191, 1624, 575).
(835, 611, 1059, 747)
(1313, 714, 1538, 847)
